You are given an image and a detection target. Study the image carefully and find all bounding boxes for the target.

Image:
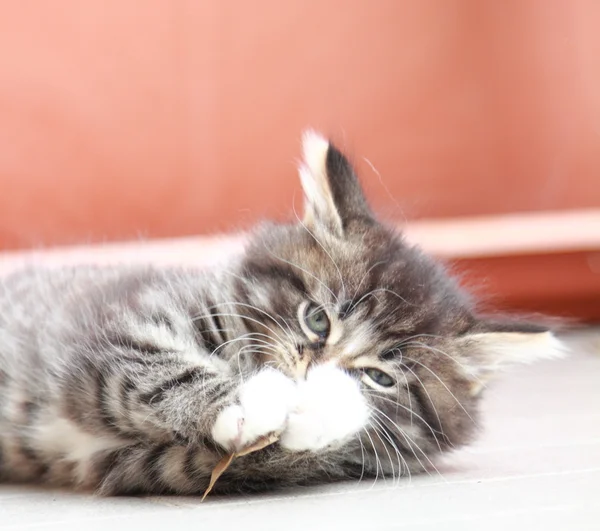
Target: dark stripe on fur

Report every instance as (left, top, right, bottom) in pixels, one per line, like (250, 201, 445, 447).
(243, 263, 308, 296)
(199, 435, 222, 455)
(96, 370, 121, 431)
(139, 367, 205, 404)
(150, 313, 175, 333)
(192, 298, 225, 354)
(118, 374, 137, 432)
(144, 443, 171, 488)
(207, 381, 233, 405)
(94, 445, 140, 495)
(208, 306, 225, 343)
(339, 300, 358, 319)
(182, 446, 202, 481)
(195, 323, 220, 354)
(17, 399, 48, 469)
(107, 334, 165, 356)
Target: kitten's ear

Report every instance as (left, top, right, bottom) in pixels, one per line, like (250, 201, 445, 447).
(457, 319, 568, 396)
(298, 130, 372, 235)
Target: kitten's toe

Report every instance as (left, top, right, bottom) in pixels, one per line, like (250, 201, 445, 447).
(211, 369, 297, 452)
(280, 365, 369, 451)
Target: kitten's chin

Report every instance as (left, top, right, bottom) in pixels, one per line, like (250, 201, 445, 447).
(279, 364, 369, 452)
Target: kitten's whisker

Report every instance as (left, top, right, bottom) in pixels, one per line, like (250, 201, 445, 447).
(376, 419, 431, 479)
(200, 300, 296, 346)
(363, 390, 444, 453)
(191, 311, 290, 349)
(398, 361, 449, 448)
(371, 406, 443, 479)
(356, 432, 367, 483)
(369, 415, 406, 484)
(402, 341, 484, 388)
(235, 344, 282, 360)
(369, 421, 395, 483)
(263, 359, 288, 374)
(237, 345, 291, 374)
(362, 423, 383, 489)
(403, 354, 476, 425)
(209, 300, 297, 345)
(201, 332, 285, 376)
(234, 345, 277, 376)
(365, 418, 410, 488)
(206, 332, 281, 358)
(199, 301, 292, 342)
(396, 333, 445, 346)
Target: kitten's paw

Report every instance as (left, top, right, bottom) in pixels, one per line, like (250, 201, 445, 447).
(279, 365, 369, 451)
(211, 369, 297, 452)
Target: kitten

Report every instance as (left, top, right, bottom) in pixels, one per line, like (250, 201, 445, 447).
(0, 131, 564, 495)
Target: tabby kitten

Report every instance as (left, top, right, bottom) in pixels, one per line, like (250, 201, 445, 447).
(0, 132, 564, 495)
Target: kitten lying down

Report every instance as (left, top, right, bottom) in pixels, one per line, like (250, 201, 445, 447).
(0, 131, 565, 496)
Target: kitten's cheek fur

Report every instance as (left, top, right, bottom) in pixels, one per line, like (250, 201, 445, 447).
(211, 369, 298, 452)
(280, 365, 369, 452)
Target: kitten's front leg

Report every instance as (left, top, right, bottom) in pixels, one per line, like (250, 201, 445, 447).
(94, 370, 298, 495)
(64, 350, 237, 448)
(136, 368, 298, 450)
(76, 351, 296, 452)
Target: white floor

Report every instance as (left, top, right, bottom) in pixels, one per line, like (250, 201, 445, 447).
(2, 329, 599, 531)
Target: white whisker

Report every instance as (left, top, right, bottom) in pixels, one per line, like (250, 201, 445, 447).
(362, 423, 383, 489)
(364, 390, 443, 453)
(211, 299, 297, 344)
(371, 406, 444, 480)
(398, 361, 448, 449)
(402, 341, 483, 387)
(403, 354, 476, 425)
(191, 310, 290, 349)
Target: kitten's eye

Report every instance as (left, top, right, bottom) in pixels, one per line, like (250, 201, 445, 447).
(303, 304, 330, 337)
(363, 368, 395, 388)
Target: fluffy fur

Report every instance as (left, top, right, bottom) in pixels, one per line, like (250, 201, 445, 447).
(0, 131, 565, 495)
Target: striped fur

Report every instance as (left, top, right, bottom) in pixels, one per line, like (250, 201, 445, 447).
(0, 132, 564, 495)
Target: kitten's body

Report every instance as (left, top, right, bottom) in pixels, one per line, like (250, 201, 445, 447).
(0, 132, 563, 495)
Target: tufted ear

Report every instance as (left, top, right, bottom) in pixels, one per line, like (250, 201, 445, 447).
(298, 130, 373, 236)
(457, 320, 568, 396)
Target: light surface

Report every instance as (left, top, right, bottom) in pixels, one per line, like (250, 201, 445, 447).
(1, 330, 599, 530)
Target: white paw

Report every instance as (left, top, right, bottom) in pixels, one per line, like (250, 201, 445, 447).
(211, 369, 297, 452)
(279, 365, 369, 451)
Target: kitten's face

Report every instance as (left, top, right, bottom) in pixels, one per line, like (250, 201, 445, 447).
(231, 132, 563, 474)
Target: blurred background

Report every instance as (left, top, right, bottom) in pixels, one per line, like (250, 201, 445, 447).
(0, 1, 598, 321)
